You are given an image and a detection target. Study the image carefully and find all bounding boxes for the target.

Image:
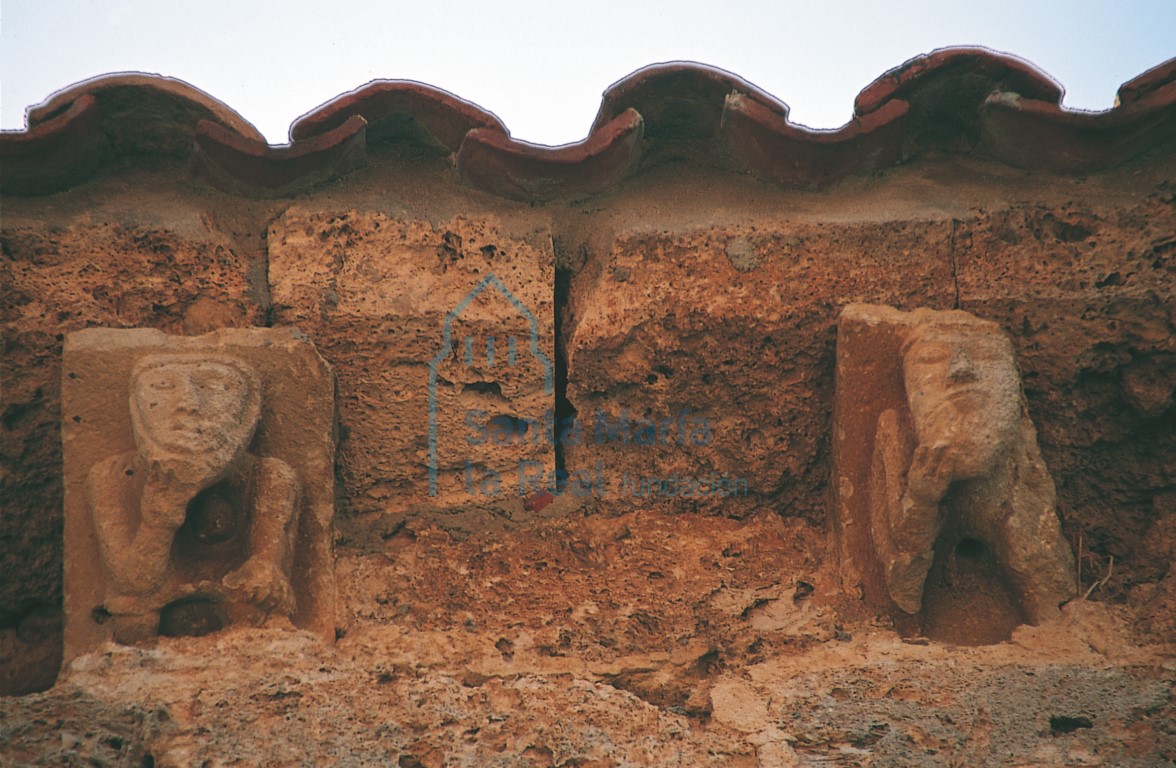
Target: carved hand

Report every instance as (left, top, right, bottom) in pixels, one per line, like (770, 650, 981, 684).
(141, 481, 191, 532)
(223, 557, 295, 614)
(906, 442, 955, 504)
(140, 458, 216, 530)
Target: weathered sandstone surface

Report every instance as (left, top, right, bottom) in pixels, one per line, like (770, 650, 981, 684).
(1, 54, 1173, 764)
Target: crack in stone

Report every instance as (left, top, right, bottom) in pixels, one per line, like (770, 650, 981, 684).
(949, 218, 962, 310)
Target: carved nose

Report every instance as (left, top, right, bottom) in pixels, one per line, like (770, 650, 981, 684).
(175, 379, 202, 411)
(947, 348, 977, 383)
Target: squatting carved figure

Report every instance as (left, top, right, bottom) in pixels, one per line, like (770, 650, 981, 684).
(834, 305, 1077, 635)
(87, 354, 301, 642)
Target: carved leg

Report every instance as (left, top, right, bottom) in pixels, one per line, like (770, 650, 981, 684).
(870, 411, 941, 613)
(992, 509, 1077, 624)
(223, 456, 301, 617)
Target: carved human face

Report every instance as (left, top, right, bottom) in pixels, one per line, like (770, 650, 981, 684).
(131, 359, 258, 458)
(902, 324, 1021, 477)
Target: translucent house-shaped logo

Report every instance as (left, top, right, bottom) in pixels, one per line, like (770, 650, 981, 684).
(427, 273, 553, 499)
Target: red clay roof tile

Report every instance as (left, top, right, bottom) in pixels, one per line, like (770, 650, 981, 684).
(193, 115, 368, 197)
(978, 79, 1176, 172)
(0, 94, 104, 195)
(1117, 56, 1176, 107)
(456, 108, 643, 201)
(721, 94, 908, 187)
(290, 80, 507, 151)
(26, 72, 264, 152)
(2, 50, 1173, 200)
(592, 62, 789, 140)
(853, 47, 1062, 117)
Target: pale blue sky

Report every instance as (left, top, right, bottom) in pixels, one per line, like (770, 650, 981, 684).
(2, 1, 1173, 146)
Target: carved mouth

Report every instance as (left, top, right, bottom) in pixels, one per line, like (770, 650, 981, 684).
(156, 420, 210, 446)
(922, 389, 987, 417)
(945, 389, 987, 407)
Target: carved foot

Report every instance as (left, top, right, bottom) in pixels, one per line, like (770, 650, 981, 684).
(110, 612, 160, 645)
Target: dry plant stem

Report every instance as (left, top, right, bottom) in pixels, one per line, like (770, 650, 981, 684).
(1081, 554, 1114, 601)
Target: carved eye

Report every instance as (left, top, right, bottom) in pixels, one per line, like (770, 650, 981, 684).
(197, 371, 235, 392)
(151, 380, 175, 390)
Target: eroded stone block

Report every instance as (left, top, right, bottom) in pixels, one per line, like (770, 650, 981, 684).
(268, 210, 555, 521)
(564, 221, 956, 518)
(832, 304, 1076, 642)
(952, 201, 1176, 588)
(0, 217, 264, 624)
(62, 328, 335, 662)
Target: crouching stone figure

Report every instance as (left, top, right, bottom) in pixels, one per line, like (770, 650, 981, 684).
(87, 353, 300, 643)
(833, 305, 1076, 638)
(62, 328, 336, 662)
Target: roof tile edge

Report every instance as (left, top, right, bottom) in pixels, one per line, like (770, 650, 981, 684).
(2, 51, 1174, 199)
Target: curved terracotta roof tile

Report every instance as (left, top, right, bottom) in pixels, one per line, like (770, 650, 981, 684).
(2, 51, 1174, 199)
(592, 62, 789, 140)
(290, 80, 508, 152)
(0, 95, 105, 195)
(851, 47, 1070, 156)
(456, 108, 643, 201)
(1117, 56, 1176, 107)
(854, 47, 1063, 117)
(721, 94, 908, 187)
(27, 72, 264, 153)
(979, 79, 1176, 172)
(1, 73, 267, 195)
(193, 115, 368, 197)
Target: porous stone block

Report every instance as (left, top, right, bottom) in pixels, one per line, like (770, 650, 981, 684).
(953, 200, 1175, 588)
(0, 215, 264, 626)
(563, 220, 957, 519)
(268, 210, 555, 521)
(62, 327, 335, 663)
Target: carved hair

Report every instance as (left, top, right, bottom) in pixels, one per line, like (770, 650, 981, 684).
(898, 308, 1011, 359)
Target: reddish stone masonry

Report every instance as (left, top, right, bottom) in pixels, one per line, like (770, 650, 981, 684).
(1, 49, 1173, 698)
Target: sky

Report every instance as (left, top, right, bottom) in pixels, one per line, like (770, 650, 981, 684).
(2, 1, 1174, 147)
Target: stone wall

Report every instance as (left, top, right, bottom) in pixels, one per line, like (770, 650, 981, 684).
(564, 219, 956, 519)
(267, 209, 556, 521)
(2, 56, 1173, 694)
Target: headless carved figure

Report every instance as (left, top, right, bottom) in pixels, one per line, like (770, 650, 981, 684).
(87, 355, 300, 644)
(869, 312, 1076, 626)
